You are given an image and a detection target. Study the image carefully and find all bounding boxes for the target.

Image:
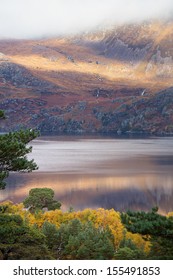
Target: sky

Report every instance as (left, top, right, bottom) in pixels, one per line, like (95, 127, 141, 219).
(0, 0, 173, 39)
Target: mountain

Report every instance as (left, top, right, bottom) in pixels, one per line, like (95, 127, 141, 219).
(0, 20, 173, 134)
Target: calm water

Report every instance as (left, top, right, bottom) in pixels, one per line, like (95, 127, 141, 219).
(1, 136, 173, 213)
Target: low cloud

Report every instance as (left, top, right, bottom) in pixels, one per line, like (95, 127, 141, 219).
(0, 0, 173, 39)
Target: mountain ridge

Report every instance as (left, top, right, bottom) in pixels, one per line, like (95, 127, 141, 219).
(0, 21, 173, 134)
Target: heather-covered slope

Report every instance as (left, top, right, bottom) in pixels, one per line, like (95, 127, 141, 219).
(0, 21, 173, 134)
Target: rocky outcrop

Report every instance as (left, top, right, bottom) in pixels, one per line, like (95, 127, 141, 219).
(93, 88, 173, 134)
(0, 21, 173, 134)
(0, 61, 59, 91)
(0, 88, 172, 135)
(79, 21, 173, 79)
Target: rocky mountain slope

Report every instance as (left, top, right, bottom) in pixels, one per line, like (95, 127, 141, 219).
(0, 21, 173, 134)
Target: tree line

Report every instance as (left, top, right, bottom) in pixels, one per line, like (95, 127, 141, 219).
(0, 188, 173, 260)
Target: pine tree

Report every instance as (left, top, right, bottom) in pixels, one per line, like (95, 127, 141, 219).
(23, 188, 61, 212)
(0, 214, 52, 259)
(0, 128, 39, 189)
(121, 207, 173, 259)
(54, 219, 115, 260)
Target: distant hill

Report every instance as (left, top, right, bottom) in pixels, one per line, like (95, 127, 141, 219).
(0, 20, 173, 134)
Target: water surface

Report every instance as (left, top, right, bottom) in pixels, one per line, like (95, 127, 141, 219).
(1, 136, 173, 213)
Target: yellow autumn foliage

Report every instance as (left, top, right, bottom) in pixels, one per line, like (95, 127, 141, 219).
(1, 201, 150, 251)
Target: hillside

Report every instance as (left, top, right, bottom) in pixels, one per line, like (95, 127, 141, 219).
(0, 21, 173, 134)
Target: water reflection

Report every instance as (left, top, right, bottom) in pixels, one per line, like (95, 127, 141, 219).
(0, 136, 173, 214)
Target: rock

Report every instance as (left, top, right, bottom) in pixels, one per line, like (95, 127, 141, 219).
(0, 61, 57, 91)
(77, 101, 87, 111)
(67, 56, 74, 63)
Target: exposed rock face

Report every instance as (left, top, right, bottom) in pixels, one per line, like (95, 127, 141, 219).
(96, 88, 173, 134)
(79, 21, 173, 79)
(0, 88, 172, 135)
(0, 61, 59, 91)
(85, 34, 151, 62)
(0, 21, 173, 134)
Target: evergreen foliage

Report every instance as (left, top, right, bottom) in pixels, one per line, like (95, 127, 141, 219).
(0, 128, 39, 189)
(115, 237, 146, 260)
(0, 214, 52, 259)
(121, 207, 173, 259)
(53, 219, 115, 260)
(23, 188, 61, 212)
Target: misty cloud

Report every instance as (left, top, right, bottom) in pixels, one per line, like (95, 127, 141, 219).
(0, 0, 173, 39)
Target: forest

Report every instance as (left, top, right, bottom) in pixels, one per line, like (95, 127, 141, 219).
(0, 187, 173, 260)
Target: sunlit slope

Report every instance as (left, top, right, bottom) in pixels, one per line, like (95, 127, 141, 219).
(0, 21, 173, 134)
